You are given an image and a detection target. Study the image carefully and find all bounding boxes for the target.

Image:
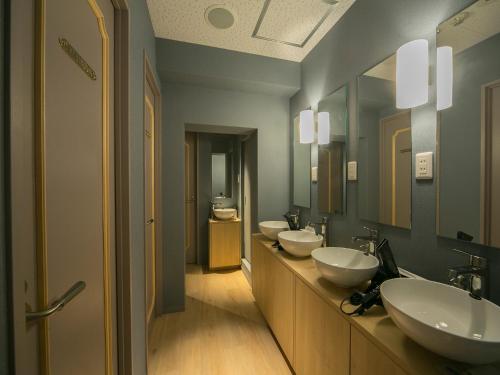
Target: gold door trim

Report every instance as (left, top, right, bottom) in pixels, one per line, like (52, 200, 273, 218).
(391, 127, 411, 226)
(145, 96, 156, 323)
(35, 1, 113, 373)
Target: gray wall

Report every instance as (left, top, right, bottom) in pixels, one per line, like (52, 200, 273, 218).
(291, 0, 500, 305)
(161, 82, 290, 311)
(128, 2, 160, 373)
(438, 32, 500, 243)
(156, 38, 300, 96)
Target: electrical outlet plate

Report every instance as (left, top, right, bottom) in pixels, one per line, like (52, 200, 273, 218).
(347, 161, 357, 181)
(416, 152, 433, 179)
(311, 166, 318, 182)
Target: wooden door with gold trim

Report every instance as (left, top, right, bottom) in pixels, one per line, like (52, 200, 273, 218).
(35, 0, 116, 373)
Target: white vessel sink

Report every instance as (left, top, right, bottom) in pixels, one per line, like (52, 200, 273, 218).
(278, 230, 323, 257)
(213, 208, 237, 220)
(381, 278, 500, 364)
(311, 247, 379, 288)
(259, 221, 289, 240)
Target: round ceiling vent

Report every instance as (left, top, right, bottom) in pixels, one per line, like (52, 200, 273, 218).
(205, 5, 235, 30)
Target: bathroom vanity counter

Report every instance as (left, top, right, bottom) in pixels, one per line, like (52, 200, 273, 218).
(252, 233, 500, 375)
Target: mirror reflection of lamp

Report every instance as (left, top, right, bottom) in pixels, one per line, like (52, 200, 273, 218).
(318, 112, 330, 145)
(437, 46, 453, 111)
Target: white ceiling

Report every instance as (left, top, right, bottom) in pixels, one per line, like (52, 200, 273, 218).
(147, 0, 356, 62)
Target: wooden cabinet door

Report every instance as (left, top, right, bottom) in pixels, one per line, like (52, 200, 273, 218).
(351, 327, 407, 375)
(295, 277, 350, 375)
(209, 221, 241, 269)
(267, 254, 295, 365)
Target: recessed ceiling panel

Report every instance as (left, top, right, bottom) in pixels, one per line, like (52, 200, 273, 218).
(147, 0, 356, 62)
(254, 0, 334, 47)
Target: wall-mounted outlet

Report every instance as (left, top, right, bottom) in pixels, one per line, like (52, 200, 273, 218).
(347, 161, 357, 181)
(416, 152, 433, 179)
(311, 167, 318, 182)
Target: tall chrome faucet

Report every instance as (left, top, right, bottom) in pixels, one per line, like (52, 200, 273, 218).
(448, 249, 488, 299)
(307, 217, 329, 247)
(352, 226, 379, 255)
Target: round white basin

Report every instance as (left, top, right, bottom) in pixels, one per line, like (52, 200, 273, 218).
(311, 247, 379, 288)
(278, 230, 323, 257)
(259, 221, 290, 240)
(381, 278, 500, 364)
(213, 208, 236, 220)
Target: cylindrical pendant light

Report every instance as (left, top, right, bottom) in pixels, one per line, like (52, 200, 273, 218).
(436, 46, 453, 111)
(299, 109, 314, 144)
(396, 39, 429, 109)
(317, 112, 330, 145)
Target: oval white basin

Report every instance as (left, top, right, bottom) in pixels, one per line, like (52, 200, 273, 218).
(381, 278, 500, 364)
(311, 247, 379, 288)
(278, 230, 323, 257)
(259, 221, 289, 240)
(213, 208, 236, 220)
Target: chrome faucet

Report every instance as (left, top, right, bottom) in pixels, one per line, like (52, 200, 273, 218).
(284, 208, 301, 231)
(448, 249, 488, 300)
(352, 226, 379, 255)
(306, 217, 328, 247)
(209, 200, 223, 219)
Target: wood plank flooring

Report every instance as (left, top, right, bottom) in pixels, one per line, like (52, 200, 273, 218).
(148, 265, 291, 375)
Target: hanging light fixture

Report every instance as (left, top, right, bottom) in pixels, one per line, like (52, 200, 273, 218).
(396, 39, 429, 109)
(299, 109, 314, 144)
(317, 112, 330, 145)
(436, 46, 453, 111)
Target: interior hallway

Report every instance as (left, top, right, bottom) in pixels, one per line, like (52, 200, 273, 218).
(148, 265, 291, 375)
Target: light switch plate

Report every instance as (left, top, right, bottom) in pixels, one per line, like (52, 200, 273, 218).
(311, 166, 318, 182)
(416, 152, 433, 179)
(347, 161, 357, 181)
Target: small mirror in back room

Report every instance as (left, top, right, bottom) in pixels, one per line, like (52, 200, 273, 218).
(317, 85, 348, 215)
(358, 54, 412, 229)
(437, 0, 500, 247)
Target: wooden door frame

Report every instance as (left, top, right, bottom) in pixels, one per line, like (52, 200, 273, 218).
(143, 52, 162, 326)
(480, 79, 500, 246)
(8, 0, 134, 374)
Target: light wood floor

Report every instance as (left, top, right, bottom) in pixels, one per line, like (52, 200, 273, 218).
(148, 265, 292, 375)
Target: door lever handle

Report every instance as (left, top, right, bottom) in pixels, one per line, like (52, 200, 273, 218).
(147, 218, 154, 224)
(26, 281, 86, 322)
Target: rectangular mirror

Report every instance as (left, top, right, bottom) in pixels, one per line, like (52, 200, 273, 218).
(211, 152, 232, 198)
(317, 85, 348, 214)
(437, 0, 500, 247)
(293, 113, 311, 208)
(358, 54, 412, 229)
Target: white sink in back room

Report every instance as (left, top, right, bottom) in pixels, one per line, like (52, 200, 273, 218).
(213, 208, 237, 220)
(311, 247, 379, 288)
(278, 230, 323, 257)
(381, 278, 500, 365)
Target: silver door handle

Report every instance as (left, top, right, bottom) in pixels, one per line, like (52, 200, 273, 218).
(147, 218, 154, 224)
(26, 281, 86, 322)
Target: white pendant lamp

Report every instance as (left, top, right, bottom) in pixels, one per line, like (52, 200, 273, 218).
(436, 46, 453, 111)
(317, 112, 330, 145)
(299, 109, 314, 144)
(396, 39, 429, 109)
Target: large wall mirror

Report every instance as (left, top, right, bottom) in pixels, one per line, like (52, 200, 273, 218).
(317, 86, 348, 215)
(437, 0, 500, 247)
(293, 113, 311, 208)
(358, 54, 412, 229)
(211, 152, 232, 198)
